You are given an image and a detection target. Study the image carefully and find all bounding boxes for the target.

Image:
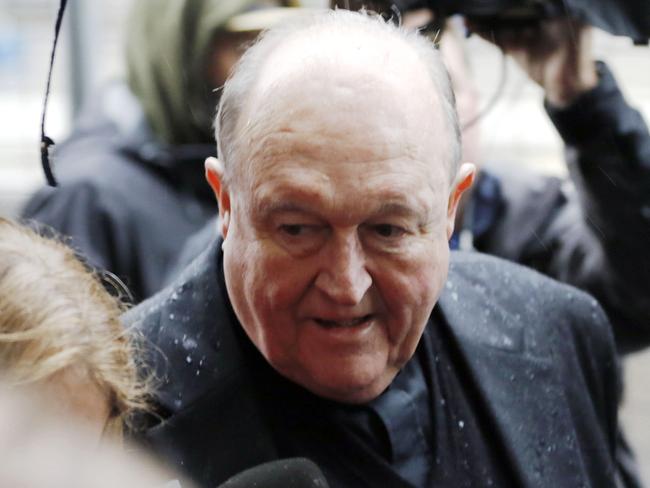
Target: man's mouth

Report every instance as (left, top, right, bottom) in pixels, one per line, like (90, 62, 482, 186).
(314, 314, 374, 329)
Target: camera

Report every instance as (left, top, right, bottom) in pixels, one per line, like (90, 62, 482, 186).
(332, 0, 649, 44)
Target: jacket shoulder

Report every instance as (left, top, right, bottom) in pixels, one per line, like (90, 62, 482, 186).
(123, 242, 236, 416)
(442, 253, 619, 482)
(444, 252, 615, 361)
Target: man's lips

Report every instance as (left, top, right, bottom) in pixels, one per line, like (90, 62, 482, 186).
(313, 314, 374, 329)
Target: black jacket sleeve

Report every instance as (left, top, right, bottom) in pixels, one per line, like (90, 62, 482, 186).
(22, 182, 119, 273)
(541, 61, 650, 353)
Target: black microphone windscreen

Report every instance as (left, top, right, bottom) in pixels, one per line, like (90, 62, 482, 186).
(218, 458, 329, 488)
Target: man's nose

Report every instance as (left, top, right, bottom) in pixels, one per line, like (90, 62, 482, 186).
(314, 232, 372, 305)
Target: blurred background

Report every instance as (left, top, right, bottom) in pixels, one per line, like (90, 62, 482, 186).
(0, 0, 648, 482)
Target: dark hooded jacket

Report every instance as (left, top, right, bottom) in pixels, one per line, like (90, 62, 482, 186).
(21, 0, 256, 302)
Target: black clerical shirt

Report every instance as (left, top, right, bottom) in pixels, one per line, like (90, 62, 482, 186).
(249, 310, 517, 488)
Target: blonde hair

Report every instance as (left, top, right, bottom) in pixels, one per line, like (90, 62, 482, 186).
(0, 218, 149, 430)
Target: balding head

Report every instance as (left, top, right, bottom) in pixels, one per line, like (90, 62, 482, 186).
(215, 9, 461, 188)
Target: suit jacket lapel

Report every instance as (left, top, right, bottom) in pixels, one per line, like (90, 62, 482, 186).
(138, 238, 279, 487)
(145, 373, 279, 487)
(436, 261, 590, 487)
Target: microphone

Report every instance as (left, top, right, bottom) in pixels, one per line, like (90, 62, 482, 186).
(218, 458, 330, 488)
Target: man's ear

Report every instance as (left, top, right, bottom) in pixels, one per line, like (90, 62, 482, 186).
(205, 157, 231, 238)
(447, 162, 476, 240)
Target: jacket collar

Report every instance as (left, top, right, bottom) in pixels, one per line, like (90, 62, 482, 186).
(131, 237, 278, 485)
(438, 252, 588, 486)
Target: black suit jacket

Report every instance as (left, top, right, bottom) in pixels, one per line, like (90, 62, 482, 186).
(125, 239, 620, 487)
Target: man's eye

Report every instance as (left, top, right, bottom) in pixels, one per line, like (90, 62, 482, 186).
(372, 224, 405, 238)
(279, 224, 312, 236)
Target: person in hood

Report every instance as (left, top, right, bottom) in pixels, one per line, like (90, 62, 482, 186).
(22, 0, 294, 302)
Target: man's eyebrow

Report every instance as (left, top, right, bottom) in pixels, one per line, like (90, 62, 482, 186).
(253, 200, 313, 216)
(373, 201, 428, 219)
(253, 200, 431, 221)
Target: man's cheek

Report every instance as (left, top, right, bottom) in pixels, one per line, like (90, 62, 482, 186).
(255, 252, 313, 308)
(395, 244, 446, 291)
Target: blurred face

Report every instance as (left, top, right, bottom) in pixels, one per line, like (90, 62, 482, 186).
(403, 10, 482, 187)
(40, 367, 111, 444)
(209, 58, 473, 404)
(439, 24, 482, 168)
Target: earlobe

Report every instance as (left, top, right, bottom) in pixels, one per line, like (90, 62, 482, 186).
(220, 209, 230, 238)
(447, 163, 476, 239)
(205, 157, 231, 238)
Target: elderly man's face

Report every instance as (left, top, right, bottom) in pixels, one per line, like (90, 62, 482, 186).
(209, 59, 472, 404)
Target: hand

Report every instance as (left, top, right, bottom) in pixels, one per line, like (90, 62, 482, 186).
(470, 17, 598, 107)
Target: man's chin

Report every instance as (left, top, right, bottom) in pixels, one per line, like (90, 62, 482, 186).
(296, 367, 399, 405)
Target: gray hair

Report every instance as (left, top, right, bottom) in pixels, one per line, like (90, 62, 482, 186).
(214, 9, 461, 186)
